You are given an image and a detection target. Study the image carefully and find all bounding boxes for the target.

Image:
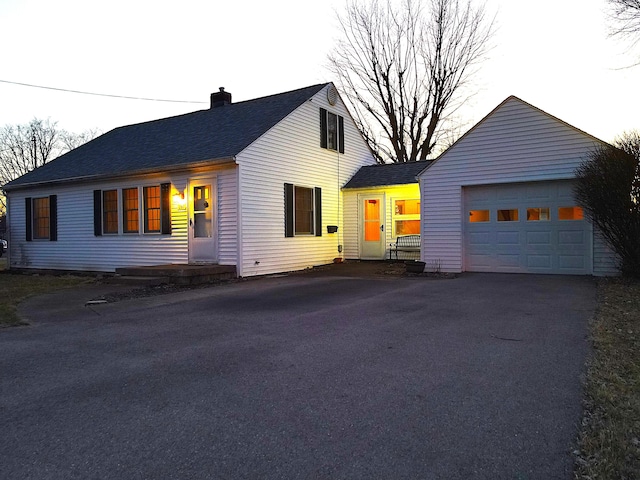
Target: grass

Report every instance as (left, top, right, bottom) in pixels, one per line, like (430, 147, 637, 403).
(0, 259, 91, 326)
(575, 278, 640, 479)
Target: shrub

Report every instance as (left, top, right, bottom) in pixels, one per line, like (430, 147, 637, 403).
(574, 132, 640, 277)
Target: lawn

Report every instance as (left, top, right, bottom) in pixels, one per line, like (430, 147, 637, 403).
(575, 278, 640, 478)
(0, 260, 90, 326)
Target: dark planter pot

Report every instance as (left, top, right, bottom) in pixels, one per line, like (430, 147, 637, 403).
(405, 261, 426, 273)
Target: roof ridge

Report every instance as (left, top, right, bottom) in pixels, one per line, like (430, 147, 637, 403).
(107, 83, 330, 133)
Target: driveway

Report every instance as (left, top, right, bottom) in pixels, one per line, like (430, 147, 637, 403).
(0, 272, 595, 479)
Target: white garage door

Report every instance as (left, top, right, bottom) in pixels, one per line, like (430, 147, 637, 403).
(463, 181, 592, 274)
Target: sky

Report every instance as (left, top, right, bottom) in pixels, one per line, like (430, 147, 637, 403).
(0, 0, 638, 146)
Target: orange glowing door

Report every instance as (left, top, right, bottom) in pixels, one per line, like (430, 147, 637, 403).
(360, 196, 385, 259)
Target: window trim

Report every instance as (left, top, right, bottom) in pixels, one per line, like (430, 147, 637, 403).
(558, 206, 584, 221)
(143, 185, 162, 234)
(32, 197, 50, 240)
(95, 184, 172, 236)
(497, 209, 519, 222)
(320, 108, 345, 153)
(284, 183, 322, 237)
(26, 195, 57, 241)
(392, 198, 421, 236)
(469, 209, 490, 223)
(122, 187, 140, 234)
(102, 189, 119, 234)
(526, 207, 550, 222)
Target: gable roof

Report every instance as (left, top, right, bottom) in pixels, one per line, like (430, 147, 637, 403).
(343, 161, 431, 189)
(5, 83, 328, 190)
(418, 95, 609, 177)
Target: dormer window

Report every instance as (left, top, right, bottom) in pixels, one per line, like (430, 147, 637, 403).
(320, 108, 344, 153)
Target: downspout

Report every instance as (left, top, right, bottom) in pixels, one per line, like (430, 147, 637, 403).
(235, 157, 243, 277)
(337, 149, 343, 258)
(5, 193, 10, 269)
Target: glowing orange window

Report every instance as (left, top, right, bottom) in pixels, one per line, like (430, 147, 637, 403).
(558, 206, 584, 221)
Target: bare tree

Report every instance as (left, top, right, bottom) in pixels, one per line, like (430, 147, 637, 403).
(0, 118, 98, 214)
(328, 0, 493, 163)
(60, 128, 101, 151)
(608, 0, 640, 44)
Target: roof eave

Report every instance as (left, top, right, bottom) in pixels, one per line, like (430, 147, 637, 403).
(3, 157, 236, 192)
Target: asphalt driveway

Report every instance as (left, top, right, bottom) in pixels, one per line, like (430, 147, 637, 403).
(0, 272, 595, 479)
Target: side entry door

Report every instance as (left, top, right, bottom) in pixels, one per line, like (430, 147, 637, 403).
(188, 178, 217, 264)
(360, 195, 386, 259)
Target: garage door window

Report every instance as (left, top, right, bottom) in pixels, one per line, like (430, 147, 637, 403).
(469, 210, 490, 222)
(558, 206, 584, 220)
(527, 207, 550, 221)
(497, 209, 519, 221)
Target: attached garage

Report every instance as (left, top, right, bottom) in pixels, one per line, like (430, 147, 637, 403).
(463, 181, 592, 274)
(419, 96, 618, 276)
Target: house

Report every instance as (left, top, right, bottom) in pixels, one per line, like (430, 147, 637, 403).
(419, 96, 618, 276)
(342, 162, 428, 260)
(3, 83, 376, 277)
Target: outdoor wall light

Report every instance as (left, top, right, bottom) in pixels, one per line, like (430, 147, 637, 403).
(172, 191, 187, 210)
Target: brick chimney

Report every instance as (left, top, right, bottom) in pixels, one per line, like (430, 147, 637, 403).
(210, 87, 232, 108)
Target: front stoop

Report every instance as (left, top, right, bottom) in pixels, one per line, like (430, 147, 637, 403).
(113, 264, 237, 285)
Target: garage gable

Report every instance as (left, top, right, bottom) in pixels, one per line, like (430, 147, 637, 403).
(419, 96, 616, 275)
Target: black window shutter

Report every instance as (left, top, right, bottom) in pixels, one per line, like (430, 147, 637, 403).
(49, 195, 57, 241)
(314, 187, 322, 237)
(25, 197, 32, 241)
(93, 190, 102, 236)
(338, 116, 345, 154)
(161, 183, 172, 235)
(320, 108, 328, 149)
(284, 183, 294, 237)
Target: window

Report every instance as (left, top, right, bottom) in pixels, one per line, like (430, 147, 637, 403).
(94, 184, 171, 236)
(294, 186, 314, 235)
(526, 207, 550, 221)
(25, 195, 57, 241)
(32, 197, 50, 239)
(497, 209, 519, 222)
(122, 188, 139, 233)
(144, 186, 161, 233)
(558, 206, 584, 221)
(284, 183, 322, 237)
(102, 190, 119, 234)
(394, 199, 420, 235)
(469, 210, 490, 222)
(320, 108, 344, 153)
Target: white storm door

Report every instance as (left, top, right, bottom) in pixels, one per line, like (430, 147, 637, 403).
(360, 195, 386, 259)
(188, 178, 217, 263)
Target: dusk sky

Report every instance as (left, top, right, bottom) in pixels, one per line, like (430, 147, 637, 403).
(0, 0, 638, 147)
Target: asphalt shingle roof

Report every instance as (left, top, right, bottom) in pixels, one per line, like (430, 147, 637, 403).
(343, 161, 431, 189)
(5, 83, 327, 189)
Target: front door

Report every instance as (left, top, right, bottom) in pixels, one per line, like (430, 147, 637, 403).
(188, 178, 217, 264)
(360, 195, 386, 259)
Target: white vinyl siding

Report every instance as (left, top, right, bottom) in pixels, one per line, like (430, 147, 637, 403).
(342, 192, 359, 260)
(420, 96, 616, 275)
(235, 84, 375, 277)
(7, 165, 237, 272)
(217, 167, 239, 267)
